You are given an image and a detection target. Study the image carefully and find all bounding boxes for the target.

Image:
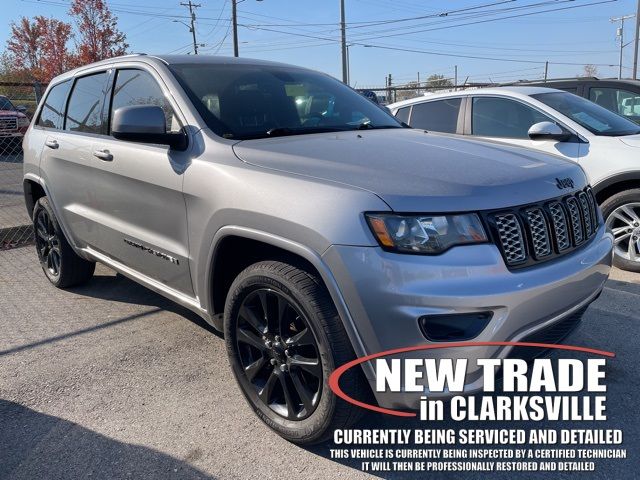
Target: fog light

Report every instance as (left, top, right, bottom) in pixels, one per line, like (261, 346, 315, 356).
(418, 312, 493, 341)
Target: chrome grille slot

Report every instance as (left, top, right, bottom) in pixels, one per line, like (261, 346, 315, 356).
(565, 197, 584, 245)
(586, 188, 598, 231)
(525, 208, 551, 258)
(494, 213, 526, 265)
(578, 192, 592, 236)
(549, 202, 570, 251)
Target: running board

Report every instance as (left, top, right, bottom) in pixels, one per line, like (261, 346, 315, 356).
(82, 247, 211, 324)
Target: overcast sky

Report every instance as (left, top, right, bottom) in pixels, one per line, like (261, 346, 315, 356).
(1, 0, 638, 86)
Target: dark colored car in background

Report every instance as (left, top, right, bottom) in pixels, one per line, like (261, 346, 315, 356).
(0, 95, 30, 151)
(513, 77, 640, 124)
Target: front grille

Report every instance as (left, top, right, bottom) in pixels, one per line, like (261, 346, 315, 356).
(0, 117, 18, 132)
(487, 188, 600, 269)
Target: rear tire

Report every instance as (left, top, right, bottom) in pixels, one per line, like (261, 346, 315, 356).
(33, 196, 95, 287)
(602, 189, 640, 273)
(224, 260, 366, 444)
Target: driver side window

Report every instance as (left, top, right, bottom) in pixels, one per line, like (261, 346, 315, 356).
(110, 69, 181, 134)
(471, 97, 554, 139)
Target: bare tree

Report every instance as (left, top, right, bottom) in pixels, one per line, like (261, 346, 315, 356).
(425, 74, 454, 92)
(579, 64, 599, 78)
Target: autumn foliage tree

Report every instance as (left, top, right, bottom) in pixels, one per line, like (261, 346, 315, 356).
(6, 17, 44, 80)
(3, 0, 128, 82)
(38, 17, 73, 80)
(69, 0, 128, 66)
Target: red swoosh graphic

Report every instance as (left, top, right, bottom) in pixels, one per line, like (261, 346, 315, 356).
(328, 341, 615, 418)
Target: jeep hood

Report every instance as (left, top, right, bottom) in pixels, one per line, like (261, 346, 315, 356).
(232, 128, 587, 212)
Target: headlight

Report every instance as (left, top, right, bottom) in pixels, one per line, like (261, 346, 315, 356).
(365, 213, 487, 254)
(17, 117, 30, 127)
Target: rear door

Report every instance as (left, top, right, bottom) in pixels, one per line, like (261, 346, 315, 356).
(38, 71, 111, 248)
(466, 95, 582, 161)
(587, 83, 640, 124)
(89, 67, 194, 296)
(405, 97, 464, 134)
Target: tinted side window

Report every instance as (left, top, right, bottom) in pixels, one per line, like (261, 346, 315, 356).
(110, 69, 181, 133)
(409, 98, 461, 133)
(589, 87, 640, 120)
(37, 80, 71, 129)
(395, 106, 410, 124)
(65, 72, 109, 134)
(471, 97, 552, 139)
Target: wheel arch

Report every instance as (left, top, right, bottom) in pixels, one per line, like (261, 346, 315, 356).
(593, 172, 640, 205)
(204, 226, 370, 368)
(23, 177, 46, 220)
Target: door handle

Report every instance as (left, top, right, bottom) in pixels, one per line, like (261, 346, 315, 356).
(93, 149, 113, 161)
(45, 139, 59, 149)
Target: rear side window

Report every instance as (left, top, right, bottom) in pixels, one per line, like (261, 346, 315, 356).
(110, 69, 181, 134)
(471, 97, 552, 139)
(409, 98, 461, 133)
(65, 72, 109, 134)
(37, 80, 71, 129)
(395, 106, 410, 124)
(589, 87, 640, 120)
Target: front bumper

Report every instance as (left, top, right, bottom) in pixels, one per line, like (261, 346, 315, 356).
(322, 225, 613, 409)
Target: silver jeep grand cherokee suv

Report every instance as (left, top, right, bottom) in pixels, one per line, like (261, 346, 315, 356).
(23, 55, 613, 444)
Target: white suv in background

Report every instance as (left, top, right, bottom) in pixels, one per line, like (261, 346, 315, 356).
(389, 86, 640, 272)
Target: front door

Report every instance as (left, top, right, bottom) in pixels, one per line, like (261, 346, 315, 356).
(468, 95, 582, 163)
(89, 67, 194, 296)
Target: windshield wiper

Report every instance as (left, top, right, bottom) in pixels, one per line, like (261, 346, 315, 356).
(265, 126, 343, 137)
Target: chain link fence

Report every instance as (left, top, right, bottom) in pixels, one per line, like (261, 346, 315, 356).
(1, 81, 45, 249)
(356, 82, 491, 105)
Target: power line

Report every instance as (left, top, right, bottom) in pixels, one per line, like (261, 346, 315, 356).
(179, 1, 202, 55)
(344, 0, 618, 43)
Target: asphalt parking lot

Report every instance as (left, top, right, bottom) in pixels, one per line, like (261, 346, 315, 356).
(1, 246, 639, 479)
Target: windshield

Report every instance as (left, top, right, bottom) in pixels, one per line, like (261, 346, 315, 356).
(169, 63, 402, 140)
(532, 91, 640, 136)
(0, 96, 16, 111)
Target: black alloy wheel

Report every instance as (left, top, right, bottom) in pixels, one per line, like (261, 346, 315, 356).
(31, 196, 95, 288)
(225, 261, 367, 444)
(35, 206, 62, 278)
(235, 288, 322, 420)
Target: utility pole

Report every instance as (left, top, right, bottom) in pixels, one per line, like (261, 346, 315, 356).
(387, 73, 392, 104)
(232, 0, 239, 57)
(417, 72, 420, 95)
(611, 14, 636, 79)
(180, 1, 201, 55)
(454, 65, 458, 91)
(340, 0, 348, 84)
(544, 61, 549, 82)
(633, 0, 640, 79)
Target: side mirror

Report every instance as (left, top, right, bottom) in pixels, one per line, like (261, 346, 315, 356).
(112, 105, 187, 150)
(15, 105, 27, 113)
(528, 121, 571, 142)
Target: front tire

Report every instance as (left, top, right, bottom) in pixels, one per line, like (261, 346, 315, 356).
(33, 196, 95, 287)
(224, 261, 365, 444)
(602, 189, 640, 273)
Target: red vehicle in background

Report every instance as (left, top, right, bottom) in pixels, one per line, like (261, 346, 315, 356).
(0, 95, 30, 152)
